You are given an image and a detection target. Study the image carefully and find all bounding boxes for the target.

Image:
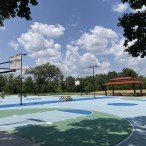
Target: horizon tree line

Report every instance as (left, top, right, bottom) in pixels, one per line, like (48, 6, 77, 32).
(0, 63, 145, 95)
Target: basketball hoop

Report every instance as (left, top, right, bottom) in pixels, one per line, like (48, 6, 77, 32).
(0, 53, 27, 105)
(75, 80, 80, 86)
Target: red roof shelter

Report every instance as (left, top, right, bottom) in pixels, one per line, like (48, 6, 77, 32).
(103, 77, 143, 96)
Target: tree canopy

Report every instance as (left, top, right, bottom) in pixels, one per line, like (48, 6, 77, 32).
(64, 76, 77, 92)
(0, 0, 38, 26)
(0, 63, 144, 95)
(26, 63, 63, 95)
(118, 0, 146, 58)
(121, 68, 138, 77)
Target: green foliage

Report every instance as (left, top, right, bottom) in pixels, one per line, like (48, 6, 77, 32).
(82, 76, 93, 92)
(96, 74, 108, 90)
(121, 68, 138, 77)
(0, 67, 145, 94)
(26, 63, 63, 95)
(23, 76, 34, 94)
(46, 79, 62, 93)
(107, 71, 118, 80)
(4, 74, 21, 94)
(84, 83, 93, 93)
(0, 0, 38, 26)
(118, 0, 146, 57)
(64, 76, 77, 92)
(0, 75, 6, 91)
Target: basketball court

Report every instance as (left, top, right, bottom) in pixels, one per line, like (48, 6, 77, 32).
(0, 95, 146, 146)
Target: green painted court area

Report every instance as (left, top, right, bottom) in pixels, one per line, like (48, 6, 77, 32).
(0, 108, 56, 118)
(12, 111, 132, 146)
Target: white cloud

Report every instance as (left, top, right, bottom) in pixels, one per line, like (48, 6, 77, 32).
(132, 5, 146, 13)
(110, 38, 140, 66)
(60, 44, 111, 76)
(11, 23, 146, 77)
(33, 44, 112, 77)
(31, 22, 65, 38)
(0, 26, 5, 30)
(75, 25, 146, 76)
(12, 23, 112, 77)
(17, 22, 64, 66)
(10, 41, 19, 50)
(76, 26, 118, 55)
(112, 3, 128, 13)
(18, 31, 61, 54)
(110, 38, 146, 75)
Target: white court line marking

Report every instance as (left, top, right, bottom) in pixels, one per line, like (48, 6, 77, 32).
(95, 111, 134, 146)
(46, 122, 53, 125)
(115, 117, 134, 146)
(13, 115, 18, 117)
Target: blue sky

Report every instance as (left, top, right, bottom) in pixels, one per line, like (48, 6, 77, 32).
(0, 0, 146, 77)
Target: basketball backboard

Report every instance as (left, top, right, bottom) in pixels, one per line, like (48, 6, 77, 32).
(9, 54, 22, 70)
(75, 80, 80, 86)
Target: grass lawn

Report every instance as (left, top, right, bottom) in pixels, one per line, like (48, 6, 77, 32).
(120, 97, 142, 100)
(94, 89, 146, 96)
(12, 110, 132, 146)
(2, 89, 146, 97)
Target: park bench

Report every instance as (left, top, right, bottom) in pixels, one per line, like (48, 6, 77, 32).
(60, 96, 72, 101)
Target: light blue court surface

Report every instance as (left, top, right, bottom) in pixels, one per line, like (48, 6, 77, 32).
(0, 95, 146, 145)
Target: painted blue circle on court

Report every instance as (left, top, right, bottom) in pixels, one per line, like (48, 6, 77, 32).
(59, 109, 92, 115)
(108, 103, 138, 106)
(25, 98, 42, 100)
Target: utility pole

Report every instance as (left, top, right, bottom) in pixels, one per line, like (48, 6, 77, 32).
(20, 53, 27, 105)
(89, 65, 98, 98)
(80, 78, 82, 96)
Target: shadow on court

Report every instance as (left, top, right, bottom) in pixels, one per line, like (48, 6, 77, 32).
(12, 117, 132, 146)
(0, 96, 115, 109)
(119, 116, 146, 146)
(0, 131, 39, 146)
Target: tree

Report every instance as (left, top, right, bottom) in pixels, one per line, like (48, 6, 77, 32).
(121, 68, 138, 77)
(64, 76, 77, 92)
(23, 76, 34, 94)
(0, 75, 6, 92)
(107, 71, 118, 80)
(0, 0, 38, 26)
(26, 63, 63, 96)
(4, 74, 20, 94)
(84, 83, 93, 94)
(50, 79, 62, 92)
(95, 74, 107, 91)
(118, 0, 146, 57)
(142, 77, 146, 89)
(82, 76, 93, 92)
